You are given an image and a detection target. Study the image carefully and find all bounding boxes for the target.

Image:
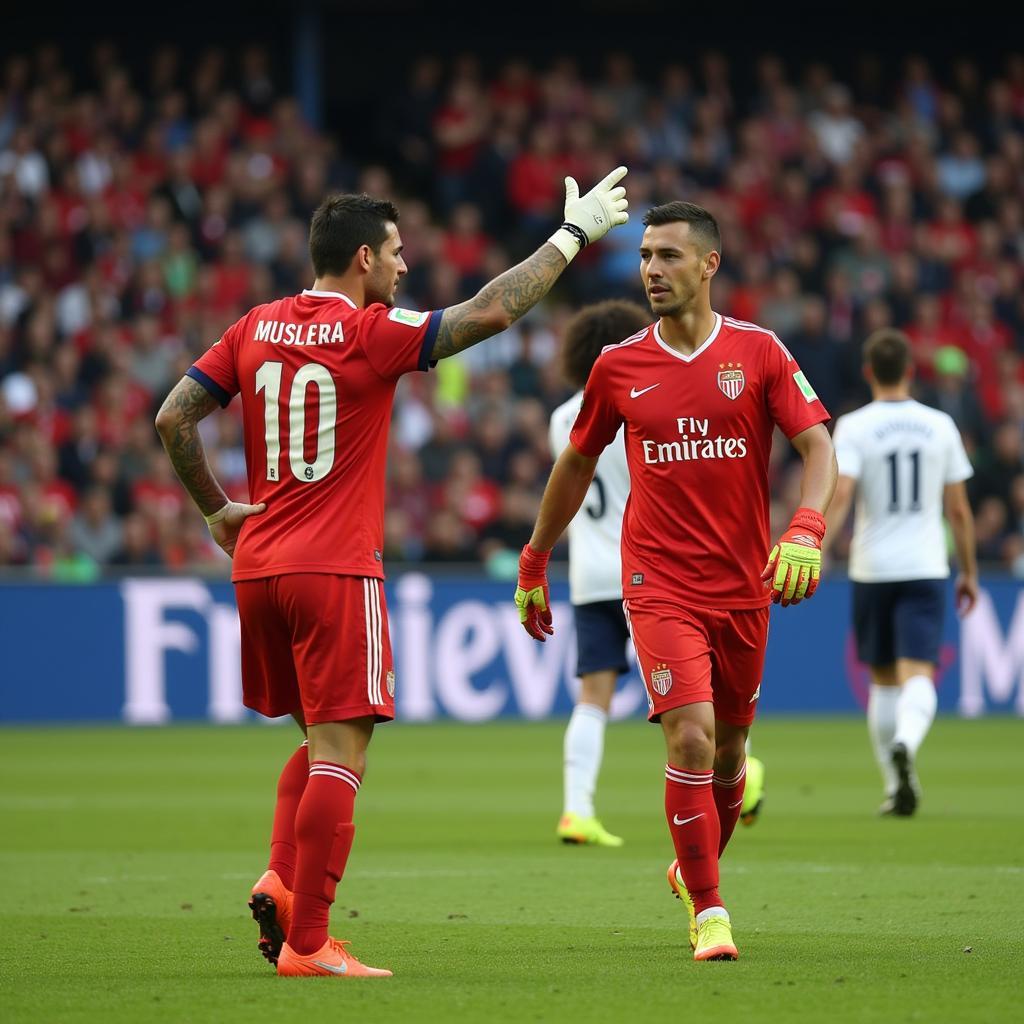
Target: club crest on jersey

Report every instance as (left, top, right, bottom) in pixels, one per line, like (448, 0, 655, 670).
(717, 362, 745, 401)
(386, 670, 396, 697)
(651, 663, 673, 696)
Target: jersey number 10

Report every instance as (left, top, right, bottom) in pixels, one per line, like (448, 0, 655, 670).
(886, 449, 921, 513)
(255, 360, 337, 483)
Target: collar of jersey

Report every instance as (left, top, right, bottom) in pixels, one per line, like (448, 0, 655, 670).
(302, 288, 357, 308)
(652, 313, 722, 363)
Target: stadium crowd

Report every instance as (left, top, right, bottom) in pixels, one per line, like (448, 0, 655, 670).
(2, 43, 1024, 577)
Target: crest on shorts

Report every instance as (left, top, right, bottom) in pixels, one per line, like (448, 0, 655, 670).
(651, 662, 673, 696)
(717, 362, 745, 400)
(386, 670, 396, 697)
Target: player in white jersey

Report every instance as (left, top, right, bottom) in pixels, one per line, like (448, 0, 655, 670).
(549, 300, 648, 847)
(825, 329, 978, 816)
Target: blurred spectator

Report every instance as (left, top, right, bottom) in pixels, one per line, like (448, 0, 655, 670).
(808, 84, 864, 165)
(937, 131, 987, 200)
(2, 41, 1024, 574)
(68, 484, 121, 564)
(970, 421, 1024, 511)
(0, 126, 49, 197)
(479, 485, 541, 562)
(786, 296, 846, 415)
(422, 508, 477, 562)
(109, 512, 162, 567)
(917, 345, 989, 446)
(974, 496, 1010, 563)
(433, 77, 488, 213)
(436, 450, 501, 535)
(507, 123, 565, 243)
(441, 203, 491, 288)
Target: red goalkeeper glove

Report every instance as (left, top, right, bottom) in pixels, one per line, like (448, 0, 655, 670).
(514, 544, 554, 641)
(760, 507, 827, 607)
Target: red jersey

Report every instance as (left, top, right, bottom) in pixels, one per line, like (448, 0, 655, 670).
(189, 289, 440, 582)
(570, 314, 830, 609)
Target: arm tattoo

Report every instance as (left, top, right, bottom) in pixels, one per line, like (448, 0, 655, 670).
(156, 376, 228, 517)
(432, 243, 566, 360)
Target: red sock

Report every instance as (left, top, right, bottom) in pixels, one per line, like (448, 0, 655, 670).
(713, 761, 747, 858)
(267, 743, 309, 889)
(288, 761, 360, 955)
(665, 764, 723, 915)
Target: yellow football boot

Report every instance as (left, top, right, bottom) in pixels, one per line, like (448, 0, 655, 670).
(556, 812, 624, 847)
(740, 756, 765, 826)
(694, 914, 738, 961)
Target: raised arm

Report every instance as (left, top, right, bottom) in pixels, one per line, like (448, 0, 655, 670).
(155, 375, 265, 556)
(432, 244, 567, 359)
(431, 167, 628, 360)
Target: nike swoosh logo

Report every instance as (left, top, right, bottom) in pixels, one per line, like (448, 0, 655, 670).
(630, 384, 661, 398)
(728, 800, 744, 809)
(312, 960, 348, 974)
(672, 812, 704, 826)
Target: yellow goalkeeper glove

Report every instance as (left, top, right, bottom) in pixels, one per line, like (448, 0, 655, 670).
(514, 544, 554, 641)
(760, 508, 826, 607)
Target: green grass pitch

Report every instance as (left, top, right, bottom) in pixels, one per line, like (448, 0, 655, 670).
(2, 717, 1021, 1023)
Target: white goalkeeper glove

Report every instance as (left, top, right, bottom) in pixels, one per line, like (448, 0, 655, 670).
(548, 166, 629, 263)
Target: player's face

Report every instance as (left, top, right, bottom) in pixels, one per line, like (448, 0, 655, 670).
(639, 223, 716, 317)
(365, 222, 408, 307)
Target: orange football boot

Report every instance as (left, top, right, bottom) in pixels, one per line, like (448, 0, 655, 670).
(666, 859, 698, 950)
(249, 869, 294, 967)
(277, 937, 392, 978)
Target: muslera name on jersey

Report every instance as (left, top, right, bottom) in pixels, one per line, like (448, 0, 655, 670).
(253, 320, 346, 346)
(641, 416, 749, 464)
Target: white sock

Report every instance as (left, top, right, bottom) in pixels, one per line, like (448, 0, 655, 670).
(867, 684, 899, 795)
(893, 675, 937, 757)
(695, 907, 729, 925)
(563, 703, 607, 818)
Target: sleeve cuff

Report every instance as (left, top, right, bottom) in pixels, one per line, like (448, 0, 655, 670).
(186, 366, 232, 408)
(569, 433, 604, 458)
(784, 410, 831, 440)
(417, 310, 443, 372)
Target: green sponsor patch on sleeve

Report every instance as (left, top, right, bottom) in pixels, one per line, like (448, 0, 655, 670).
(793, 370, 818, 403)
(388, 307, 429, 328)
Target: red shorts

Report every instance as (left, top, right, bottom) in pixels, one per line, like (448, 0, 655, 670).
(624, 598, 769, 727)
(235, 574, 395, 725)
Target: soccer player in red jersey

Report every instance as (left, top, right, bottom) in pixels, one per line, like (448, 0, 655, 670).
(155, 170, 629, 978)
(515, 202, 837, 961)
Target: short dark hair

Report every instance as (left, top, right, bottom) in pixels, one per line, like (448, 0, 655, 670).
(561, 300, 650, 389)
(864, 328, 912, 385)
(642, 201, 721, 255)
(308, 193, 399, 277)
